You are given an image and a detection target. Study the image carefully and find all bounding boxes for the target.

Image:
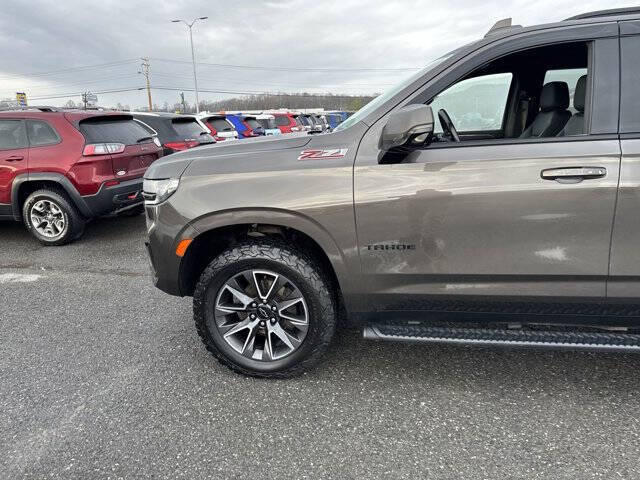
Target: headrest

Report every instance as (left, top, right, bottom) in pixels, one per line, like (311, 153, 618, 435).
(574, 75, 587, 113)
(540, 81, 569, 112)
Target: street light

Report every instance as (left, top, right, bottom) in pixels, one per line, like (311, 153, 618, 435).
(171, 16, 208, 113)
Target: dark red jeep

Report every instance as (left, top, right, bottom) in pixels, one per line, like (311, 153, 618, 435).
(0, 108, 163, 245)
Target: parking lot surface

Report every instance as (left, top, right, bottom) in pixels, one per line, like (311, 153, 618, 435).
(2, 216, 640, 479)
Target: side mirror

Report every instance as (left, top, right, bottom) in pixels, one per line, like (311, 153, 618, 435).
(379, 104, 434, 151)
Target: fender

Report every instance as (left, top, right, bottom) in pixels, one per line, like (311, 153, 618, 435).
(11, 173, 93, 220)
(187, 207, 357, 300)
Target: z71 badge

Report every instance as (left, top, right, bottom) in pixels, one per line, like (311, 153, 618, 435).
(298, 148, 348, 160)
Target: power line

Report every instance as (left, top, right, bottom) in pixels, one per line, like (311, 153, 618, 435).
(0, 59, 139, 81)
(29, 87, 144, 101)
(149, 57, 420, 72)
(0, 74, 141, 94)
(150, 71, 393, 89)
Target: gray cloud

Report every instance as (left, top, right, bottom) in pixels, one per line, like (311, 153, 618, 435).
(0, 0, 634, 108)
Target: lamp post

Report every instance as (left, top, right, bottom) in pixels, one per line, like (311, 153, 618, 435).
(171, 16, 208, 113)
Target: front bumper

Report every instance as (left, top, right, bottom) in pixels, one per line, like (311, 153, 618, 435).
(83, 178, 145, 217)
(144, 201, 197, 297)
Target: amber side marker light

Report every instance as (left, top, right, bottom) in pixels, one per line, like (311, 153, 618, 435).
(175, 239, 193, 257)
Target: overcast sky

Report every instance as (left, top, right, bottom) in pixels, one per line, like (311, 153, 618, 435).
(0, 0, 635, 109)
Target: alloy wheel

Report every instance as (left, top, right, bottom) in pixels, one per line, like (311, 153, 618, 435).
(30, 199, 67, 239)
(213, 269, 309, 361)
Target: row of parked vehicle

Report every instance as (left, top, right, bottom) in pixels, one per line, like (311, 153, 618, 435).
(0, 106, 350, 244)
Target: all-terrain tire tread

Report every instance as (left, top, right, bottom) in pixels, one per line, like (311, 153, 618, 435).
(193, 237, 337, 378)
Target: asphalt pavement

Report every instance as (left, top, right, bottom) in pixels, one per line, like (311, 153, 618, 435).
(1, 215, 640, 479)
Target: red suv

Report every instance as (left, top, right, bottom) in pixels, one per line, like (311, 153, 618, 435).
(0, 108, 163, 245)
(272, 112, 302, 134)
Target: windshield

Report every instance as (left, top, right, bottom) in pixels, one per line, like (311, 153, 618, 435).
(333, 51, 458, 132)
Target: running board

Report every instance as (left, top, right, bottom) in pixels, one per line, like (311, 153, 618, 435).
(363, 325, 640, 352)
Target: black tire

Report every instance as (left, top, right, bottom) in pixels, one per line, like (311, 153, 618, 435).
(193, 238, 337, 378)
(118, 204, 145, 217)
(22, 189, 86, 246)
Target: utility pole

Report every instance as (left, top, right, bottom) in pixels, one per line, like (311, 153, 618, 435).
(139, 58, 153, 111)
(180, 92, 186, 113)
(171, 16, 208, 113)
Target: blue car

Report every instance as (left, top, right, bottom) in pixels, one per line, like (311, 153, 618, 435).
(225, 114, 264, 139)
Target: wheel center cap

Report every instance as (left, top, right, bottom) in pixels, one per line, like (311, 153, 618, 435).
(256, 305, 271, 319)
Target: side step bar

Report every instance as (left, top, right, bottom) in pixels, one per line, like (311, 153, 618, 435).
(363, 324, 640, 352)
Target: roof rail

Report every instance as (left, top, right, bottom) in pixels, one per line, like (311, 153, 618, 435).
(485, 18, 522, 38)
(566, 7, 640, 21)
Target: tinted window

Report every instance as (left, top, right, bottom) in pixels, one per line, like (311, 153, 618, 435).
(171, 119, 206, 138)
(274, 115, 290, 126)
(620, 35, 640, 133)
(429, 73, 513, 133)
(79, 117, 153, 145)
(544, 68, 588, 114)
(244, 118, 260, 129)
(208, 118, 234, 132)
(26, 120, 59, 146)
(0, 120, 27, 150)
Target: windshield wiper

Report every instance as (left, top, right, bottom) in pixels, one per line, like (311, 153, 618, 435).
(136, 136, 153, 143)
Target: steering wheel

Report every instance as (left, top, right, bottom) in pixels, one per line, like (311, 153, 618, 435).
(437, 109, 460, 142)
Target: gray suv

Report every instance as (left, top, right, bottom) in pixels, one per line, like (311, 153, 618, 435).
(144, 8, 640, 377)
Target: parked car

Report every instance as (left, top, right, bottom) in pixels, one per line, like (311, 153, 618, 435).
(143, 8, 640, 378)
(256, 114, 282, 136)
(225, 114, 264, 138)
(131, 112, 215, 155)
(296, 114, 312, 132)
(0, 108, 162, 245)
(272, 112, 302, 134)
(322, 112, 344, 130)
(198, 114, 238, 142)
(304, 114, 324, 133)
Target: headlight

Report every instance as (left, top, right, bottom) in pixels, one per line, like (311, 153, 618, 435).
(142, 178, 180, 205)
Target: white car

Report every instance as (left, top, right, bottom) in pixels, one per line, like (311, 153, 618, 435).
(198, 114, 239, 141)
(256, 114, 282, 136)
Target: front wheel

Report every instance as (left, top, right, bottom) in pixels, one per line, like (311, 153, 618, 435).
(193, 239, 337, 378)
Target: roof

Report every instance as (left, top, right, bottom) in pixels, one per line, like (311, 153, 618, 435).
(565, 7, 640, 21)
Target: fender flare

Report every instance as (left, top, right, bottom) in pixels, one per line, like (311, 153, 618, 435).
(11, 173, 93, 220)
(188, 207, 354, 296)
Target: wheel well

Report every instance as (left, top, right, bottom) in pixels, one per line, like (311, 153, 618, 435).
(180, 223, 345, 314)
(15, 180, 72, 219)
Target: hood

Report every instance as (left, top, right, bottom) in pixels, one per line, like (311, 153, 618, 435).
(144, 132, 311, 180)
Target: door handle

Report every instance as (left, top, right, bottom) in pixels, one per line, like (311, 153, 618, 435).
(541, 167, 606, 182)
(4, 155, 24, 162)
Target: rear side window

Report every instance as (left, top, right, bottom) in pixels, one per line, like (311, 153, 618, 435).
(208, 118, 234, 131)
(274, 115, 290, 127)
(0, 120, 27, 150)
(79, 117, 153, 145)
(26, 120, 59, 146)
(620, 35, 640, 133)
(171, 119, 206, 138)
(544, 68, 588, 114)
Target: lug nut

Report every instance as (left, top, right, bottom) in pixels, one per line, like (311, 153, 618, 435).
(271, 305, 277, 311)
(250, 314, 256, 320)
(251, 302, 257, 308)
(260, 321, 266, 327)
(270, 318, 276, 324)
